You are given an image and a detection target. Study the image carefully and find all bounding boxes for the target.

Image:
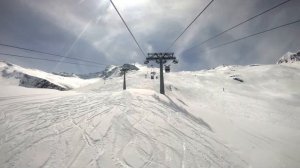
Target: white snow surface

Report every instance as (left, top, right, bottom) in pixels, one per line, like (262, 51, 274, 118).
(0, 60, 101, 89)
(0, 62, 300, 168)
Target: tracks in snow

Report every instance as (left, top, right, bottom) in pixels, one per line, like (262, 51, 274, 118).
(0, 90, 247, 168)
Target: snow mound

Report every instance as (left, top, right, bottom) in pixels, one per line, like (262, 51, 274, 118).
(277, 51, 300, 64)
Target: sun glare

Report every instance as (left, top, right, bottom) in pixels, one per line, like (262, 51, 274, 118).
(113, 0, 148, 9)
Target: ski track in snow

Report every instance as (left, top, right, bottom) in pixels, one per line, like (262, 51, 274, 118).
(0, 89, 247, 168)
(1, 62, 300, 168)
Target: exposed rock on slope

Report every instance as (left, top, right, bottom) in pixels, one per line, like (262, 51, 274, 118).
(101, 64, 139, 79)
(19, 74, 68, 91)
(0, 60, 98, 91)
(277, 51, 300, 64)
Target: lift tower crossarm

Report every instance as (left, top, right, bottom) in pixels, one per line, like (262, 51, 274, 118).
(146, 53, 175, 60)
(144, 52, 178, 95)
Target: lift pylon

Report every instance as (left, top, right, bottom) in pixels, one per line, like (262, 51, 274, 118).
(144, 53, 178, 95)
(120, 65, 130, 90)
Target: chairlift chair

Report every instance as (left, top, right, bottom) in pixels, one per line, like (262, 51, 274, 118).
(150, 71, 156, 80)
(165, 65, 170, 73)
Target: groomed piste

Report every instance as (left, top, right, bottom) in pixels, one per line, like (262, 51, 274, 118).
(0, 60, 299, 168)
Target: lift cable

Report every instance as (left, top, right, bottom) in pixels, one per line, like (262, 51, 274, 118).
(0, 43, 106, 65)
(0, 52, 106, 67)
(110, 0, 147, 57)
(184, 0, 292, 52)
(166, 0, 214, 51)
(195, 18, 300, 53)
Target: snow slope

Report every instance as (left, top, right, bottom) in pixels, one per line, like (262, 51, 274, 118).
(0, 60, 101, 90)
(0, 62, 300, 168)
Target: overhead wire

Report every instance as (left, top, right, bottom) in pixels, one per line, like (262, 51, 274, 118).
(0, 52, 105, 67)
(166, 0, 214, 51)
(184, 0, 292, 52)
(0, 43, 105, 65)
(197, 19, 300, 53)
(1, 0, 295, 67)
(109, 0, 147, 57)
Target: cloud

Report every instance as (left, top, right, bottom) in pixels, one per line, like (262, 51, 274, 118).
(0, 0, 299, 73)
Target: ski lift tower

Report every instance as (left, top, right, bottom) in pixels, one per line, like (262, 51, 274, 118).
(120, 65, 130, 90)
(144, 53, 178, 95)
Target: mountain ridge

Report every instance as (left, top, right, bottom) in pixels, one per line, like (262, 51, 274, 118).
(277, 51, 300, 64)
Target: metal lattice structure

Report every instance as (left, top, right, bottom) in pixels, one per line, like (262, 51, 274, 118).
(144, 53, 178, 94)
(120, 66, 130, 90)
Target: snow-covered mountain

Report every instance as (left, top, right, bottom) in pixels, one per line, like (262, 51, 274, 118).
(96, 63, 139, 79)
(52, 72, 79, 78)
(52, 64, 139, 79)
(0, 60, 300, 168)
(0, 61, 139, 90)
(0, 60, 101, 90)
(277, 51, 300, 64)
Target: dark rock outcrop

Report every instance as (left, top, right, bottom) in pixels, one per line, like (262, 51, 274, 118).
(19, 74, 68, 91)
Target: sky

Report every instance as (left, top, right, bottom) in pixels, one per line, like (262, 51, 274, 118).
(0, 0, 299, 73)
